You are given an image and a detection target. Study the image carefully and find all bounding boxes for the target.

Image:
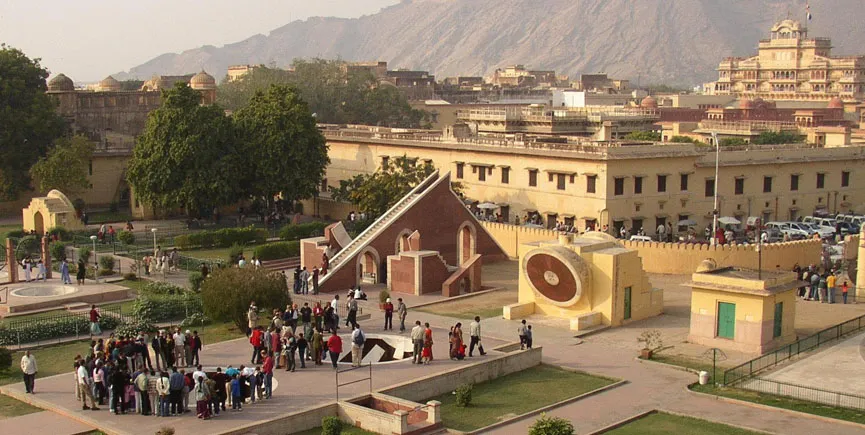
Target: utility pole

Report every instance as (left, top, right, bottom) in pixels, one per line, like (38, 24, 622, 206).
(711, 132, 720, 245)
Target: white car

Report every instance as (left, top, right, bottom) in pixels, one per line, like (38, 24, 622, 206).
(801, 222, 834, 239)
(764, 222, 809, 240)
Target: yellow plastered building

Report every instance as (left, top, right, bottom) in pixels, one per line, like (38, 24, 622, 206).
(687, 263, 798, 354)
(22, 190, 85, 234)
(504, 232, 663, 330)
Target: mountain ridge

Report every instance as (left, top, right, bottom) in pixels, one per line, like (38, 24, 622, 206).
(113, 0, 865, 87)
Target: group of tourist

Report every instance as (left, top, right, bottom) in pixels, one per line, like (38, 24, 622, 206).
(143, 246, 180, 275)
(794, 263, 850, 304)
(19, 257, 47, 282)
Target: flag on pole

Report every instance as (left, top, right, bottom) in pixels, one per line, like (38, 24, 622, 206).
(806, 3, 813, 21)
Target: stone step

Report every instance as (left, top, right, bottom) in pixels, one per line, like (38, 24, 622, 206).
(64, 302, 91, 312)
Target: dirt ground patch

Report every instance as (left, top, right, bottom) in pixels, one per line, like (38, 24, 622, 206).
(415, 290, 517, 320)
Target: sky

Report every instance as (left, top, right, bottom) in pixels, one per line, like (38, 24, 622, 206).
(0, 0, 399, 82)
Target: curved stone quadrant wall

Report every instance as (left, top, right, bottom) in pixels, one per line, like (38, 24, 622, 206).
(481, 222, 821, 274)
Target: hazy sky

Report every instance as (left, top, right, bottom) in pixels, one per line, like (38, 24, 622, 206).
(0, 0, 399, 82)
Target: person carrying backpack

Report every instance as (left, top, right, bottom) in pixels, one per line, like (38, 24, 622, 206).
(351, 325, 365, 367)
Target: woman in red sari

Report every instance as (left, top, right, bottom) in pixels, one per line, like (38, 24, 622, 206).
(422, 322, 434, 364)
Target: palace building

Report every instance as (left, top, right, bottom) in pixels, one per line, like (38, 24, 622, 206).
(709, 19, 865, 104)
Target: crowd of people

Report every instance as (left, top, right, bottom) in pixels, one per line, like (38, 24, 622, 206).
(794, 263, 850, 304)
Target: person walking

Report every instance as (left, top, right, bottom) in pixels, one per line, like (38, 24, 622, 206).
(36, 260, 46, 281)
(247, 302, 259, 336)
(518, 319, 529, 350)
(77, 258, 87, 285)
(327, 329, 342, 369)
(526, 325, 534, 348)
(23, 258, 32, 282)
(397, 298, 407, 332)
(60, 259, 72, 284)
(843, 281, 850, 304)
(383, 298, 394, 330)
(422, 323, 434, 364)
(819, 273, 828, 303)
(89, 305, 102, 336)
(250, 326, 264, 364)
(312, 328, 324, 366)
(351, 325, 365, 367)
(284, 333, 297, 372)
(346, 295, 359, 329)
(20, 350, 37, 394)
(469, 316, 486, 357)
(293, 266, 302, 294)
(76, 362, 99, 410)
(297, 333, 308, 369)
(331, 295, 341, 330)
(312, 266, 320, 294)
(450, 323, 464, 360)
(261, 352, 274, 399)
(190, 331, 203, 366)
(411, 321, 424, 364)
(827, 272, 837, 304)
(299, 267, 310, 294)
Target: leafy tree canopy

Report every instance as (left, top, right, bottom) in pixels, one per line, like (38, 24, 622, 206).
(29, 135, 94, 194)
(670, 135, 702, 144)
(719, 137, 748, 147)
(233, 84, 329, 206)
(126, 83, 243, 217)
(330, 156, 462, 217)
(623, 131, 660, 141)
(752, 131, 803, 145)
(200, 267, 289, 332)
(0, 44, 66, 200)
(218, 59, 428, 128)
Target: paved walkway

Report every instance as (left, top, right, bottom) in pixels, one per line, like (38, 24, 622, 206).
(763, 331, 865, 396)
(0, 410, 95, 435)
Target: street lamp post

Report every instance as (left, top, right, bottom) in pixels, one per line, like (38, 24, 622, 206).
(711, 132, 720, 246)
(151, 228, 158, 254)
(89, 235, 97, 268)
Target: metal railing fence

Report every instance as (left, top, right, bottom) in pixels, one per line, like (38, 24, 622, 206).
(737, 377, 865, 411)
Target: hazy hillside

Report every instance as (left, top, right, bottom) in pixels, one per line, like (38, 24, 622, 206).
(114, 0, 865, 86)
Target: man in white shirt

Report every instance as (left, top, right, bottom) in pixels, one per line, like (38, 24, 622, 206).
(20, 350, 37, 393)
(173, 328, 186, 367)
(192, 364, 207, 384)
(76, 362, 99, 410)
(469, 316, 486, 357)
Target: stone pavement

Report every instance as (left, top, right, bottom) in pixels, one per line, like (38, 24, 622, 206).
(0, 320, 508, 435)
(0, 410, 95, 435)
(762, 331, 865, 396)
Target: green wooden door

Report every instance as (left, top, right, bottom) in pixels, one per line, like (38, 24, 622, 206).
(717, 302, 736, 339)
(773, 302, 783, 338)
(623, 287, 632, 320)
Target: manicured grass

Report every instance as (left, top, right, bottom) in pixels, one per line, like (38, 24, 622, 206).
(0, 224, 21, 240)
(428, 364, 615, 431)
(293, 426, 377, 435)
(0, 392, 42, 419)
(647, 353, 730, 376)
(180, 243, 265, 262)
(87, 211, 132, 225)
(1, 308, 71, 324)
(0, 340, 91, 386)
(416, 306, 504, 320)
(114, 278, 149, 292)
(603, 411, 762, 435)
(690, 383, 865, 425)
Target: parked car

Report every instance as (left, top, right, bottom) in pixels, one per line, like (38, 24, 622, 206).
(837, 221, 860, 235)
(629, 235, 653, 242)
(803, 216, 837, 231)
(800, 222, 834, 239)
(764, 222, 809, 240)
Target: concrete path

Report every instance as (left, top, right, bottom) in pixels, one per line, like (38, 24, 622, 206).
(763, 331, 865, 396)
(0, 410, 95, 435)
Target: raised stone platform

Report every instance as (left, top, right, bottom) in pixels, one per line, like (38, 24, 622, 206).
(0, 280, 130, 315)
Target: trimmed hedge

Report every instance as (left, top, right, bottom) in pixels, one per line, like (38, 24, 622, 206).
(140, 281, 185, 295)
(47, 226, 71, 241)
(117, 230, 135, 245)
(0, 315, 119, 346)
(132, 293, 203, 323)
(253, 241, 300, 261)
(174, 226, 267, 250)
(50, 242, 69, 262)
(278, 222, 328, 241)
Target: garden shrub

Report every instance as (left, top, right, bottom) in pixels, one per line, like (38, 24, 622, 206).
(50, 242, 69, 262)
(529, 413, 575, 435)
(253, 241, 300, 261)
(174, 235, 191, 250)
(179, 313, 210, 328)
(201, 267, 288, 332)
(79, 246, 92, 263)
(117, 230, 135, 245)
(279, 222, 329, 241)
(114, 318, 157, 338)
(228, 243, 244, 264)
(14, 236, 40, 261)
(176, 226, 266, 250)
(455, 383, 473, 407)
(321, 416, 343, 435)
(99, 255, 116, 271)
(47, 226, 71, 241)
(0, 347, 12, 371)
(6, 229, 26, 239)
(132, 293, 203, 323)
(140, 281, 185, 295)
(188, 271, 204, 292)
(98, 269, 115, 277)
(379, 289, 390, 304)
(123, 272, 137, 280)
(0, 314, 119, 345)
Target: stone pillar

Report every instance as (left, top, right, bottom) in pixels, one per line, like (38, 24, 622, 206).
(6, 239, 17, 283)
(857, 228, 865, 298)
(41, 236, 52, 279)
(394, 410, 409, 434)
(425, 400, 442, 425)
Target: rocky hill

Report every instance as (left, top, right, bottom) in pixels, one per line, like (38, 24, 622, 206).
(115, 0, 865, 86)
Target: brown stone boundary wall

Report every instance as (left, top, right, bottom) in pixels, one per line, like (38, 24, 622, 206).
(480, 222, 821, 274)
(379, 346, 543, 402)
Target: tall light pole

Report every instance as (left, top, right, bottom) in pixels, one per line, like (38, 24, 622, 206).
(151, 228, 158, 254)
(711, 132, 720, 245)
(89, 235, 97, 268)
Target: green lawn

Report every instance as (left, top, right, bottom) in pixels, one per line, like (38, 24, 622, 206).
(87, 211, 132, 225)
(647, 353, 731, 378)
(0, 224, 21, 240)
(181, 244, 263, 262)
(293, 426, 376, 435)
(416, 306, 504, 320)
(690, 383, 865, 425)
(603, 411, 761, 435)
(0, 392, 41, 419)
(114, 278, 149, 292)
(0, 340, 91, 387)
(428, 364, 615, 431)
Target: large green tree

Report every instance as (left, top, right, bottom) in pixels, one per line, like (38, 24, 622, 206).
(330, 156, 462, 217)
(233, 85, 329, 208)
(218, 59, 428, 127)
(29, 135, 94, 194)
(0, 45, 66, 200)
(126, 83, 243, 216)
